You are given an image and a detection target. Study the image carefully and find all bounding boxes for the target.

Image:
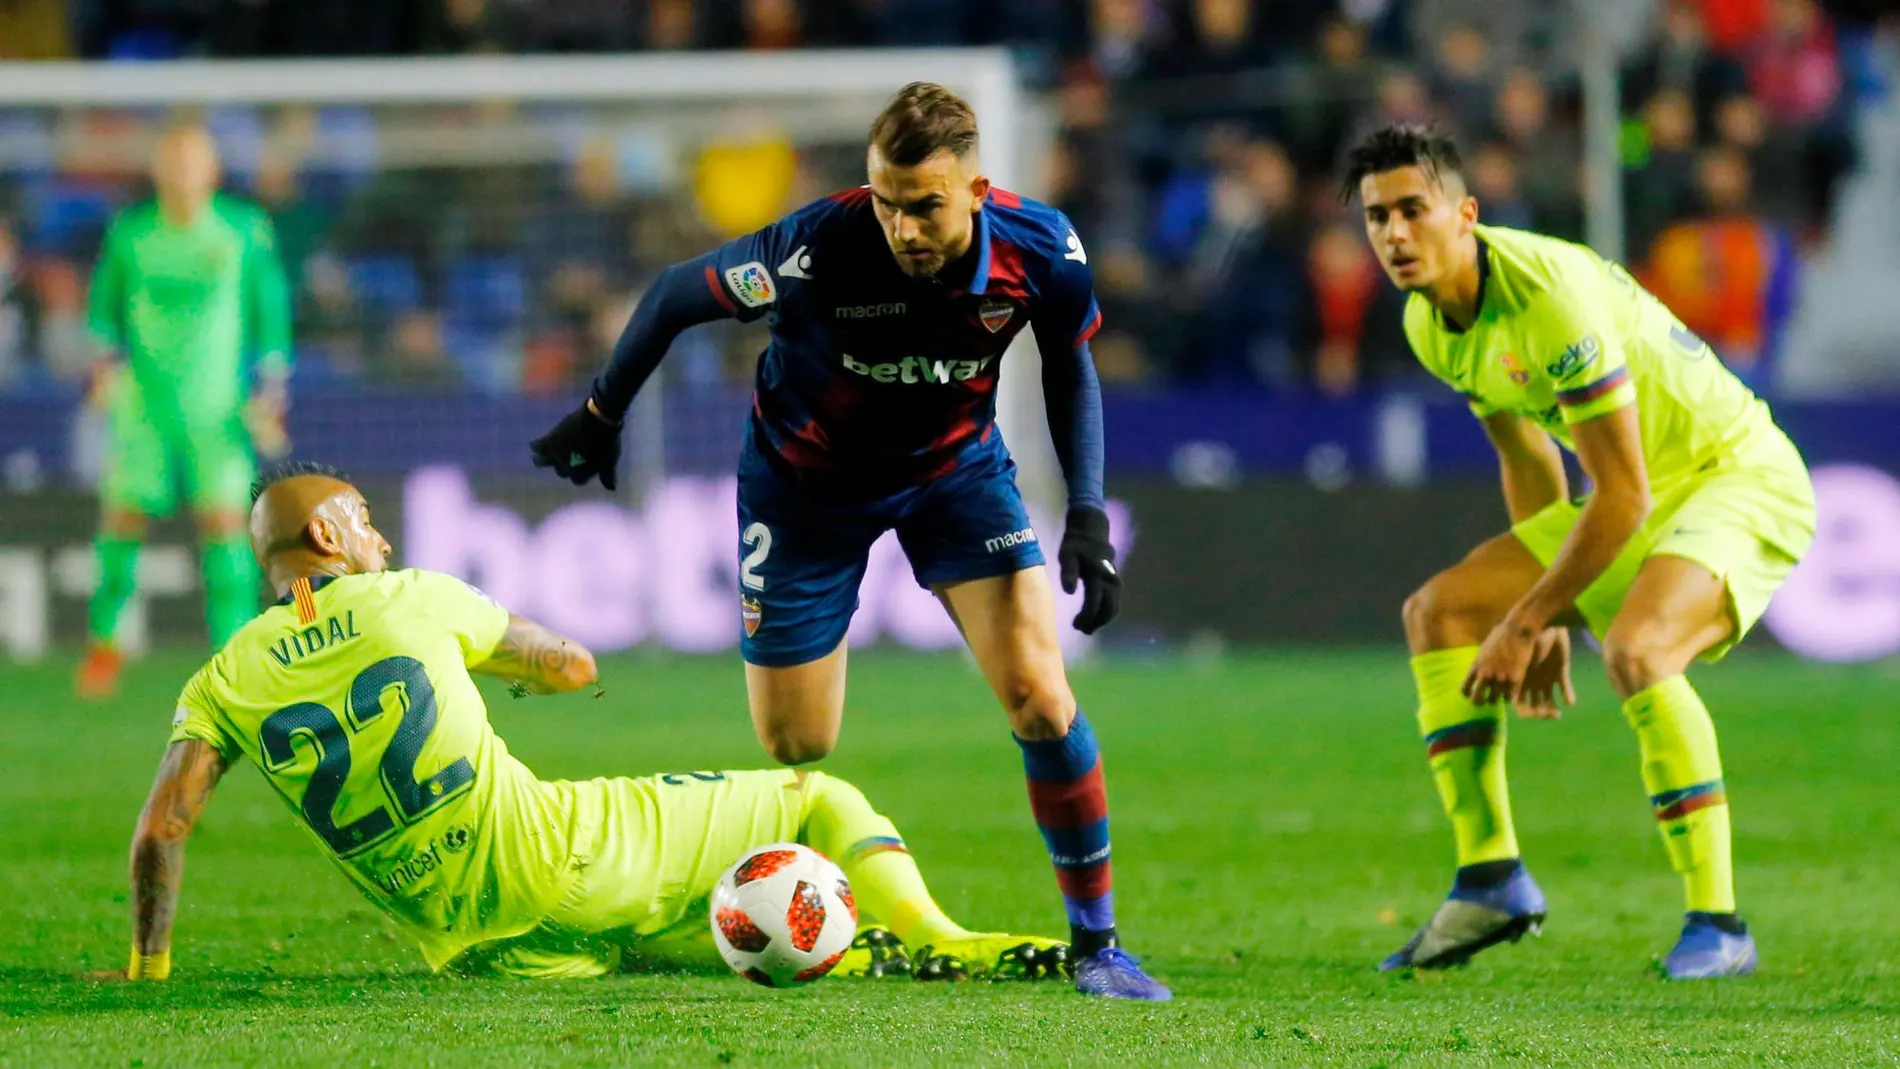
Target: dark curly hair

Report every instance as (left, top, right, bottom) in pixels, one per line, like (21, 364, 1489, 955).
(250, 460, 352, 505)
(1341, 123, 1464, 202)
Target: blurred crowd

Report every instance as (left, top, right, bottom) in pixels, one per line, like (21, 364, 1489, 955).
(1054, 0, 1878, 394)
(0, 0, 1892, 399)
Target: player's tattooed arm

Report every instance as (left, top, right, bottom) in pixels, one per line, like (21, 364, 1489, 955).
(473, 614, 600, 696)
(129, 739, 228, 958)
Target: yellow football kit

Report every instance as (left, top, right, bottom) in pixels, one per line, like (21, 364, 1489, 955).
(1402, 224, 1815, 655)
(169, 568, 818, 976)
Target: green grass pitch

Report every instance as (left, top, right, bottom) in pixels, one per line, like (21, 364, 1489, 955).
(3, 649, 1896, 1066)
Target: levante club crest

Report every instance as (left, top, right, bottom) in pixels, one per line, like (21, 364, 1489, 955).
(978, 298, 1015, 333)
(742, 596, 763, 638)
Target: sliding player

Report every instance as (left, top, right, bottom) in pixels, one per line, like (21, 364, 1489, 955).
(110, 463, 1063, 983)
(530, 83, 1167, 998)
(1346, 126, 1814, 978)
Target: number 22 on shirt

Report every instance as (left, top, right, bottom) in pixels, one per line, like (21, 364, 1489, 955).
(259, 655, 474, 857)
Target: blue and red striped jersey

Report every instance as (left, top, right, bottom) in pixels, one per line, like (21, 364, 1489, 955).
(701, 187, 1102, 485)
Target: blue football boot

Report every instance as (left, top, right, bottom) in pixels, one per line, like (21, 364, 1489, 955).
(1380, 863, 1548, 971)
(1073, 947, 1172, 1000)
(1663, 913, 1757, 979)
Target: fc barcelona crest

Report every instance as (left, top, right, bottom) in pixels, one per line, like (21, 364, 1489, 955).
(742, 596, 763, 638)
(1500, 352, 1530, 386)
(978, 299, 1015, 333)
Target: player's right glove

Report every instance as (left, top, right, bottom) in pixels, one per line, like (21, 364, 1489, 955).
(1057, 506, 1121, 635)
(530, 398, 624, 491)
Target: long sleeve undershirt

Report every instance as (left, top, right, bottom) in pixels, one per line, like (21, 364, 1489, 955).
(1040, 338, 1106, 513)
(590, 253, 729, 420)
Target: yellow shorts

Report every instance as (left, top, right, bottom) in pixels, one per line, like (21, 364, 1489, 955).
(450, 769, 822, 979)
(1512, 431, 1815, 661)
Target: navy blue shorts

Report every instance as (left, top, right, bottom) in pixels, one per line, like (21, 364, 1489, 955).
(735, 428, 1045, 667)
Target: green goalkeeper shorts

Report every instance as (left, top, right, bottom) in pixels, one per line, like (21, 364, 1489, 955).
(103, 407, 255, 517)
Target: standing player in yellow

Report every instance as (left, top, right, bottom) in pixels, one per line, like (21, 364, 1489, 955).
(81, 123, 293, 697)
(1346, 126, 1814, 979)
(111, 462, 1064, 983)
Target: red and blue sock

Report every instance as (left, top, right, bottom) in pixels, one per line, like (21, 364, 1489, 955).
(1015, 710, 1116, 955)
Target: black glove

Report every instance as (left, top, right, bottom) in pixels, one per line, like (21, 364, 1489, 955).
(530, 400, 624, 490)
(1057, 506, 1121, 635)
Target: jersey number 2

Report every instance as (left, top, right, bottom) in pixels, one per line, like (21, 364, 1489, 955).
(740, 522, 772, 591)
(259, 655, 474, 856)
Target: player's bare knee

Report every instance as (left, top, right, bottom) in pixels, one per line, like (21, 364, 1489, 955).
(1404, 572, 1503, 652)
(1602, 631, 1681, 699)
(1400, 585, 1436, 648)
(757, 723, 836, 766)
(1004, 680, 1076, 741)
(768, 739, 833, 766)
(1402, 577, 1464, 650)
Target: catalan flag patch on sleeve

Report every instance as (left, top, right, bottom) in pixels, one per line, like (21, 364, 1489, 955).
(291, 576, 318, 625)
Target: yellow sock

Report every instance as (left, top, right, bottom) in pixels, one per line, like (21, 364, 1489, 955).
(800, 773, 971, 948)
(1624, 676, 1734, 913)
(1413, 647, 1519, 866)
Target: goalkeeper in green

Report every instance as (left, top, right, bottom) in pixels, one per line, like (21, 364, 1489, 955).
(79, 123, 294, 697)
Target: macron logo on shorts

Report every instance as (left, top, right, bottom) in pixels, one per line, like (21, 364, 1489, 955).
(985, 528, 1037, 553)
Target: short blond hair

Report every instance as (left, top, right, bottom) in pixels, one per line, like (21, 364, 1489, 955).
(869, 82, 978, 166)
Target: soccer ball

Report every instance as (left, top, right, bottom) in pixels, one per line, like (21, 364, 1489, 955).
(710, 843, 858, 987)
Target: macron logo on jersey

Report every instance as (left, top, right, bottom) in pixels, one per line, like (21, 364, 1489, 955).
(1064, 229, 1087, 264)
(778, 246, 813, 280)
(725, 262, 777, 308)
(834, 302, 906, 319)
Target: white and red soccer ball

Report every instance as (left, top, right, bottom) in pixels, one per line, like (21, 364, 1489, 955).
(710, 843, 857, 987)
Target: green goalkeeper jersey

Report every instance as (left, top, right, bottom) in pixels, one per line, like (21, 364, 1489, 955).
(88, 194, 292, 417)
